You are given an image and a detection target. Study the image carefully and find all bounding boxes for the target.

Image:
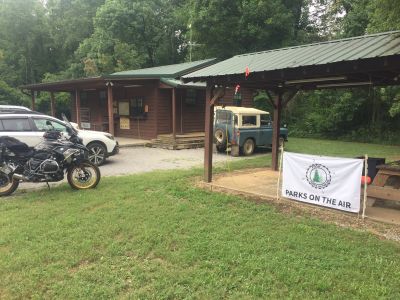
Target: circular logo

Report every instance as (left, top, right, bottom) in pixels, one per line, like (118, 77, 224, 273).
(306, 164, 331, 189)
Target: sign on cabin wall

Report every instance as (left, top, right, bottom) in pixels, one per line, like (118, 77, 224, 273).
(282, 152, 363, 213)
(80, 122, 91, 129)
(120, 117, 130, 130)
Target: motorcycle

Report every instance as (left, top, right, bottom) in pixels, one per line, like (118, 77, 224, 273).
(0, 114, 101, 196)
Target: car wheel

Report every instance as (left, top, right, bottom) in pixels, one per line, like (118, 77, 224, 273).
(242, 138, 255, 156)
(87, 142, 107, 166)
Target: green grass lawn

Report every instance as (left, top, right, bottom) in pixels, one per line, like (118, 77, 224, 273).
(1, 138, 399, 299)
(285, 137, 400, 161)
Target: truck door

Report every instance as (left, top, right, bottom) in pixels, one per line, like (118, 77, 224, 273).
(215, 110, 233, 144)
(260, 114, 273, 146)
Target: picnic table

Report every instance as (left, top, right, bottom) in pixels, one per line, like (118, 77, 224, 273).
(367, 161, 400, 203)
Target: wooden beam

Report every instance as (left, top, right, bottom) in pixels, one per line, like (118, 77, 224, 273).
(265, 90, 276, 109)
(204, 85, 215, 183)
(50, 92, 56, 117)
(368, 186, 400, 202)
(271, 92, 282, 171)
(210, 87, 225, 105)
(75, 89, 81, 127)
(172, 88, 176, 139)
(107, 82, 115, 135)
(31, 91, 35, 111)
(283, 90, 299, 107)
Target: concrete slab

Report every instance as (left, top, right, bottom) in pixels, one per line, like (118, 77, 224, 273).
(116, 137, 148, 148)
(365, 206, 400, 225)
(209, 168, 400, 225)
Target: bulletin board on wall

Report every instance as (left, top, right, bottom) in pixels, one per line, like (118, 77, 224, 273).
(118, 101, 130, 116)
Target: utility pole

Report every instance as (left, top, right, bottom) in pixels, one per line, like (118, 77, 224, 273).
(188, 23, 192, 62)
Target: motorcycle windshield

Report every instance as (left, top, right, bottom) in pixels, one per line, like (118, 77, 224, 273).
(62, 113, 78, 135)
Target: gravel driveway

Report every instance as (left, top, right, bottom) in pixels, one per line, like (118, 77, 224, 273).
(16, 147, 246, 191)
(100, 147, 242, 176)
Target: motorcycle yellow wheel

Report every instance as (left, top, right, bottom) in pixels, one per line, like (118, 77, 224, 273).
(0, 172, 19, 196)
(67, 161, 101, 190)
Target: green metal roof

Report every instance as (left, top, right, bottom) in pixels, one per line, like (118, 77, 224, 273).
(109, 58, 216, 79)
(183, 31, 400, 80)
(160, 78, 206, 89)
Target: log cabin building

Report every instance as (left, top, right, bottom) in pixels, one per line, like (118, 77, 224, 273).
(22, 59, 255, 147)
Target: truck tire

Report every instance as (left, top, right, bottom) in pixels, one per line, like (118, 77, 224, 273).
(214, 129, 228, 153)
(214, 129, 226, 145)
(279, 136, 285, 147)
(242, 138, 255, 156)
(216, 143, 227, 153)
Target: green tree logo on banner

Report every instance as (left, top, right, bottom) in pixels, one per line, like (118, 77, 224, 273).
(306, 164, 332, 189)
(312, 169, 322, 183)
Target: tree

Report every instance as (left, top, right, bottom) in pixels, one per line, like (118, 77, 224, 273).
(184, 0, 315, 60)
(367, 0, 400, 33)
(0, 80, 30, 106)
(69, 0, 187, 77)
(0, 0, 54, 85)
(367, 0, 400, 119)
(46, 0, 106, 71)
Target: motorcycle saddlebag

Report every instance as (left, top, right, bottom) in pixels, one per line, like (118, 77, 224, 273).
(0, 136, 31, 154)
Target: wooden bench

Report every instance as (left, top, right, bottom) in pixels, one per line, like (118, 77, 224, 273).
(367, 162, 400, 205)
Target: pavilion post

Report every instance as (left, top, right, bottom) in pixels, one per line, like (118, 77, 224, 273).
(204, 85, 214, 182)
(31, 91, 35, 111)
(271, 91, 282, 171)
(75, 89, 81, 127)
(107, 82, 115, 135)
(50, 92, 56, 117)
(172, 88, 176, 139)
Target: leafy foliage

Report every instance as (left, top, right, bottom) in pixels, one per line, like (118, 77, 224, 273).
(185, 0, 316, 59)
(0, 0, 399, 143)
(281, 0, 400, 144)
(0, 80, 30, 106)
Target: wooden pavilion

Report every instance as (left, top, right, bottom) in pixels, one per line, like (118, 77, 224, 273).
(182, 31, 400, 182)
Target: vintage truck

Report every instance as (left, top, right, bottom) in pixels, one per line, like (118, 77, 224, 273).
(214, 106, 288, 156)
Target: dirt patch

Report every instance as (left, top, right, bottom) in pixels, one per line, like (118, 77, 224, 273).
(68, 260, 92, 274)
(197, 168, 400, 243)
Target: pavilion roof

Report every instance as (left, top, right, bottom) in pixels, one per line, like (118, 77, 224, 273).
(110, 59, 216, 79)
(183, 31, 400, 88)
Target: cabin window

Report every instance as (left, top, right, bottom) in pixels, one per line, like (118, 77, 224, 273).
(130, 97, 145, 117)
(185, 89, 196, 106)
(80, 92, 88, 106)
(99, 91, 107, 106)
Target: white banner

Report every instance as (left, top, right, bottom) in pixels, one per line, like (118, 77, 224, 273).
(282, 152, 363, 213)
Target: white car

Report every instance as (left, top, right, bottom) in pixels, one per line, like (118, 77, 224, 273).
(0, 111, 119, 166)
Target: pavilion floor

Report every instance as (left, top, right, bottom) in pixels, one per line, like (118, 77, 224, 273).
(201, 168, 400, 227)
